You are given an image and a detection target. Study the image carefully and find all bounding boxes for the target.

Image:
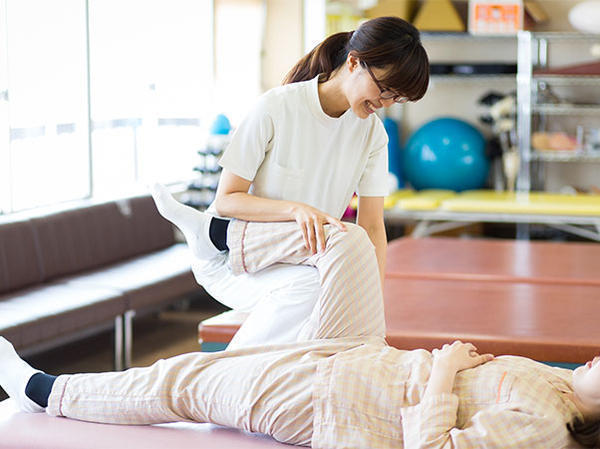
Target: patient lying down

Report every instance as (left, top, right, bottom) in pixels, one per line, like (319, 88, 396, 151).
(2, 211, 599, 448)
(1, 336, 599, 449)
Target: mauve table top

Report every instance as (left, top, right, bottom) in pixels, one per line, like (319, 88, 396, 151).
(386, 237, 600, 286)
(384, 277, 600, 364)
(0, 399, 289, 449)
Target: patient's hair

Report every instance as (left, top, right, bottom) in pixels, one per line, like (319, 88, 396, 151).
(567, 417, 600, 448)
(283, 16, 429, 102)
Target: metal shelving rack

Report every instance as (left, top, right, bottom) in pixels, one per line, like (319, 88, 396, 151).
(430, 74, 516, 84)
(517, 32, 600, 193)
(385, 32, 600, 241)
(515, 32, 600, 239)
(423, 32, 517, 86)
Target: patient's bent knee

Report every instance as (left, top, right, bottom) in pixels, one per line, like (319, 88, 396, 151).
(327, 223, 373, 252)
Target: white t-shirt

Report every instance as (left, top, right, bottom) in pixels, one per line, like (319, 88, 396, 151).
(212, 75, 389, 220)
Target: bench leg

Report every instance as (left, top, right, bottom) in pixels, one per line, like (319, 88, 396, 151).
(114, 316, 123, 371)
(124, 310, 136, 369)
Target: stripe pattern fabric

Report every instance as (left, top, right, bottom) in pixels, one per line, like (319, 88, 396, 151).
(46, 221, 582, 448)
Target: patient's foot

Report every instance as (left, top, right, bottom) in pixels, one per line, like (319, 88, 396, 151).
(0, 337, 44, 412)
(150, 183, 222, 260)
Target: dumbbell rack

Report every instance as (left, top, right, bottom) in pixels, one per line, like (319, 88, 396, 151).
(183, 134, 230, 210)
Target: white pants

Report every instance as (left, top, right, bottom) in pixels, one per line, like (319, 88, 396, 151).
(190, 253, 320, 349)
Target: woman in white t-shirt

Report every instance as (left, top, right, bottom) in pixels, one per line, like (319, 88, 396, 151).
(151, 16, 429, 349)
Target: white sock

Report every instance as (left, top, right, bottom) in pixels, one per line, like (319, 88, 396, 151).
(150, 183, 221, 260)
(0, 337, 44, 413)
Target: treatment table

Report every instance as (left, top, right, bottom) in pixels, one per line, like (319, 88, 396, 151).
(199, 237, 600, 363)
(2, 237, 599, 447)
(0, 399, 289, 449)
(386, 237, 600, 286)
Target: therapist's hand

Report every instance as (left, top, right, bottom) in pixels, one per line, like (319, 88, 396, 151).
(290, 203, 346, 254)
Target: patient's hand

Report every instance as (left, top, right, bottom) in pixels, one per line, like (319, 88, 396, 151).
(423, 341, 494, 400)
(432, 341, 494, 373)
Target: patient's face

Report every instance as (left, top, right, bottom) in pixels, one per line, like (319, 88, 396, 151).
(573, 355, 600, 409)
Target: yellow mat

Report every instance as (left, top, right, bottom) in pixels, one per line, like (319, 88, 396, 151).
(442, 191, 600, 216)
(396, 190, 456, 210)
(357, 189, 600, 216)
(384, 189, 416, 209)
(350, 189, 415, 210)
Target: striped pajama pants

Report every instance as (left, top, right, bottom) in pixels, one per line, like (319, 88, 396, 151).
(46, 221, 386, 446)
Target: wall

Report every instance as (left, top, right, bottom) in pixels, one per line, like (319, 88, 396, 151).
(214, 0, 264, 124)
(262, 0, 304, 90)
(259, 0, 599, 191)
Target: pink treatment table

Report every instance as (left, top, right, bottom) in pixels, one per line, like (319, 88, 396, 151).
(0, 399, 291, 449)
(5, 237, 600, 447)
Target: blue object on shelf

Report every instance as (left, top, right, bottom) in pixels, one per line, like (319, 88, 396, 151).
(210, 114, 231, 135)
(384, 116, 404, 188)
(403, 117, 489, 191)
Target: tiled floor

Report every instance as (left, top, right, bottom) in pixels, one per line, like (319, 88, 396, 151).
(0, 296, 228, 401)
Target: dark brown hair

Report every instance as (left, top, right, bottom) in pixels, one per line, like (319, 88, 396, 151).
(283, 16, 429, 102)
(567, 417, 600, 448)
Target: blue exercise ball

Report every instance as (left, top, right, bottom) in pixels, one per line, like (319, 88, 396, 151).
(210, 114, 232, 135)
(403, 117, 489, 191)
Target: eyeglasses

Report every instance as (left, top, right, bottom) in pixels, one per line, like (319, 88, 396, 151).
(363, 64, 409, 104)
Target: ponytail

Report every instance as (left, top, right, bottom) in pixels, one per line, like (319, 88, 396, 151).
(283, 31, 353, 84)
(283, 17, 429, 102)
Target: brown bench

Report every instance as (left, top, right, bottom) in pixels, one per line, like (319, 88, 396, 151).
(198, 237, 600, 363)
(0, 195, 202, 369)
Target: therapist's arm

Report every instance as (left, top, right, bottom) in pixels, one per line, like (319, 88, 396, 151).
(356, 196, 387, 290)
(214, 169, 297, 221)
(214, 169, 346, 254)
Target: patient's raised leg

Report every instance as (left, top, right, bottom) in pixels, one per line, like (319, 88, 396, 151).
(227, 221, 386, 340)
(150, 183, 228, 260)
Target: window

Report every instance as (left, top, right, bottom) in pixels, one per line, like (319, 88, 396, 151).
(0, 0, 214, 213)
(0, 0, 10, 214)
(3, 0, 89, 212)
(89, 0, 213, 197)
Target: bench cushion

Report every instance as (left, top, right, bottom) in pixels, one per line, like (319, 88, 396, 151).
(0, 194, 200, 356)
(30, 196, 175, 283)
(66, 244, 199, 311)
(0, 283, 125, 350)
(0, 219, 43, 295)
(0, 399, 289, 449)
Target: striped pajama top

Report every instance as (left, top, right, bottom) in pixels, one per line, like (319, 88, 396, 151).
(311, 338, 582, 449)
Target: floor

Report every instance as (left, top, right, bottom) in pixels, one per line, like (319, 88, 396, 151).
(0, 295, 228, 402)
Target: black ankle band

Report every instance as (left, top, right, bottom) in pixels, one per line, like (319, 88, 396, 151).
(209, 217, 230, 251)
(25, 372, 57, 408)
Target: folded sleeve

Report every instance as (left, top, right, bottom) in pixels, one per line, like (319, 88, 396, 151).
(356, 119, 389, 197)
(219, 97, 274, 182)
(401, 394, 568, 449)
(401, 393, 460, 449)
